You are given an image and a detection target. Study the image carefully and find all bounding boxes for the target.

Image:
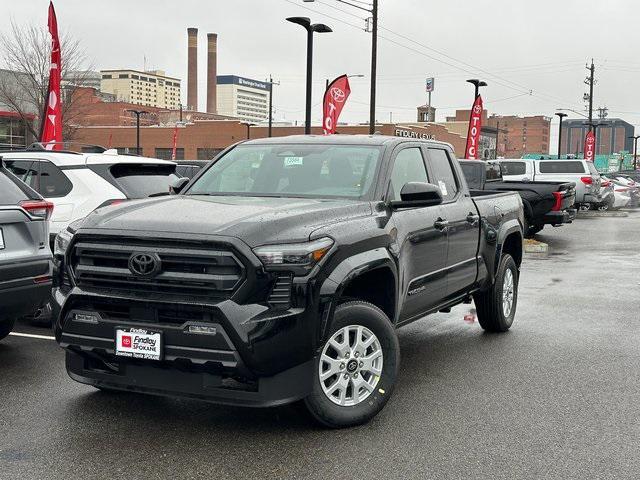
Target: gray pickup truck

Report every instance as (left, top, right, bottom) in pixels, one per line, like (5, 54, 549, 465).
(53, 135, 524, 427)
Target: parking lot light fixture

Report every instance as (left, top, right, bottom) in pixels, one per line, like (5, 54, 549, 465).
(628, 135, 640, 170)
(286, 16, 333, 134)
(555, 112, 568, 158)
(125, 109, 148, 155)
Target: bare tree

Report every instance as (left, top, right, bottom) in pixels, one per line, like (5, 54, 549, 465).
(0, 20, 92, 141)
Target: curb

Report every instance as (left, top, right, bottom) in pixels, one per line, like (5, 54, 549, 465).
(577, 211, 628, 218)
(524, 239, 548, 254)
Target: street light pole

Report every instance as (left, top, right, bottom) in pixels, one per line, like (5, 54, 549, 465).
(628, 135, 640, 170)
(286, 17, 332, 134)
(126, 109, 148, 155)
(369, 0, 378, 134)
(555, 112, 568, 158)
(241, 122, 255, 140)
(302, 0, 378, 133)
(466, 79, 487, 99)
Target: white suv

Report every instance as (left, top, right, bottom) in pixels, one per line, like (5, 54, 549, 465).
(1, 147, 177, 243)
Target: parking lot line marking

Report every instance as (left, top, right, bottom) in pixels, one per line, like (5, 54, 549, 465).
(9, 332, 55, 341)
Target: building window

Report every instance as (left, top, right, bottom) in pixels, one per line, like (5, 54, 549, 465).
(102, 74, 112, 79)
(197, 148, 223, 160)
(119, 74, 129, 79)
(155, 148, 184, 160)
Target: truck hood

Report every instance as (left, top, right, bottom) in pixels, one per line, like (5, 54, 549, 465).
(79, 195, 373, 247)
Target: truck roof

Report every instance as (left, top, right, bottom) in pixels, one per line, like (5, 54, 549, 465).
(242, 134, 454, 150)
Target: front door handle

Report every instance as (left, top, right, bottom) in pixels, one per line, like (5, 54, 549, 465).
(466, 212, 480, 225)
(434, 218, 449, 232)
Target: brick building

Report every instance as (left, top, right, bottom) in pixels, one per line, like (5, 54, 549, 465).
(70, 121, 468, 160)
(67, 87, 236, 129)
(484, 114, 551, 157)
(560, 118, 634, 156)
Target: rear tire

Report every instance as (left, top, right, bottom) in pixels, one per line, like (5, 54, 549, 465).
(0, 318, 16, 341)
(473, 254, 518, 333)
(304, 301, 399, 428)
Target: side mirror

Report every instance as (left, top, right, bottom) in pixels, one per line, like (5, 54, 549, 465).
(169, 174, 189, 194)
(390, 182, 443, 209)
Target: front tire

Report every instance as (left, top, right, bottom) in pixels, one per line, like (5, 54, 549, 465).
(473, 254, 518, 332)
(304, 301, 399, 428)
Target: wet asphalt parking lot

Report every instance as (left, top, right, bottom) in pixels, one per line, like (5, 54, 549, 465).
(2, 211, 640, 479)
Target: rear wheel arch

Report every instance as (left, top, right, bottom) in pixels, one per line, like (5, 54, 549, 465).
(501, 232, 523, 269)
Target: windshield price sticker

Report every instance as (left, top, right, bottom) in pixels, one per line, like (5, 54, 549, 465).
(115, 328, 162, 361)
(284, 156, 304, 167)
(438, 180, 448, 196)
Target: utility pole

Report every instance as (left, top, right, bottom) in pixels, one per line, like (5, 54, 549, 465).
(368, 0, 378, 134)
(267, 76, 280, 138)
(585, 59, 595, 131)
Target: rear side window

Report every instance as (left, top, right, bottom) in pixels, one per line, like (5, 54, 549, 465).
(428, 148, 459, 201)
(39, 161, 73, 198)
(538, 161, 585, 174)
(500, 161, 527, 175)
(486, 163, 502, 181)
(4, 160, 39, 190)
(109, 163, 177, 198)
(0, 169, 30, 205)
(389, 148, 428, 201)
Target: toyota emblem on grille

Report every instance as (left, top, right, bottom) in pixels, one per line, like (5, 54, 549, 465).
(128, 252, 161, 277)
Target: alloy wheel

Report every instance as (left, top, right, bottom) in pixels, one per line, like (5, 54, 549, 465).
(319, 325, 383, 407)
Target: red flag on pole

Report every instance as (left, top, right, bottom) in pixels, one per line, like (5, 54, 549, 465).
(40, 1, 63, 150)
(464, 95, 483, 159)
(107, 133, 113, 149)
(584, 130, 595, 162)
(323, 75, 351, 135)
(171, 125, 179, 160)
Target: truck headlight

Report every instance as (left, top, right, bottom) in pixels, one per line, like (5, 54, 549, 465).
(253, 237, 334, 274)
(54, 228, 73, 257)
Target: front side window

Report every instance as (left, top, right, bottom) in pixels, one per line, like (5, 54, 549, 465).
(188, 144, 382, 200)
(428, 148, 459, 201)
(389, 148, 428, 201)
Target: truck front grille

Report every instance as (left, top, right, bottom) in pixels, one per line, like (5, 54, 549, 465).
(70, 236, 245, 300)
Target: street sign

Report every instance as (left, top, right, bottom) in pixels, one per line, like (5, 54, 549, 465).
(425, 77, 435, 93)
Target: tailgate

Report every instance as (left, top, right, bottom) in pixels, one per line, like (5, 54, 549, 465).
(0, 208, 47, 267)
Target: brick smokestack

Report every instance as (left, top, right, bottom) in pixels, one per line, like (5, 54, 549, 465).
(206, 33, 218, 114)
(187, 27, 198, 111)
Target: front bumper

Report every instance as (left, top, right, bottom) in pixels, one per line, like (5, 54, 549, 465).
(543, 208, 576, 226)
(53, 282, 323, 407)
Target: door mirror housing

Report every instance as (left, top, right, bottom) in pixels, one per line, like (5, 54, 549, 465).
(169, 174, 189, 194)
(390, 182, 443, 209)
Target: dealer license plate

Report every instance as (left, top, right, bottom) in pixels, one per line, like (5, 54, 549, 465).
(115, 328, 162, 361)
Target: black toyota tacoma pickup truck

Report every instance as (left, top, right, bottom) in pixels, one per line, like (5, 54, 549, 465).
(53, 135, 524, 428)
(460, 159, 576, 237)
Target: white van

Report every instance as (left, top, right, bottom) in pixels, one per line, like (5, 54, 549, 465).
(496, 159, 601, 207)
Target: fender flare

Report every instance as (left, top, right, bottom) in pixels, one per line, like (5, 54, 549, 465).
(495, 220, 524, 270)
(318, 248, 398, 339)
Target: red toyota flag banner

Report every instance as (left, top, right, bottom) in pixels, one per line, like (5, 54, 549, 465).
(323, 75, 351, 135)
(40, 1, 63, 150)
(171, 125, 179, 160)
(584, 130, 595, 162)
(464, 95, 483, 159)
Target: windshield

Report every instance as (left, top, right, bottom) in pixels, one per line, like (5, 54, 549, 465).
(187, 144, 383, 199)
(109, 163, 177, 198)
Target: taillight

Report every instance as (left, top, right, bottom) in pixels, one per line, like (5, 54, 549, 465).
(580, 176, 593, 185)
(601, 180, 611, 187)
(551, 191, 563, 211)
(615, 187, 629, 193)
(96, 199, 126, 209)
(19, 200, 54, 220)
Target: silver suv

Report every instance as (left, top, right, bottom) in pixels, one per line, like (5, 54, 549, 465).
(0, 159, 53, 340)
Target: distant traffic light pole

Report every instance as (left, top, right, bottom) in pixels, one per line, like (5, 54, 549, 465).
(286, 17, 332, 134)
(126, 109, 148, 155)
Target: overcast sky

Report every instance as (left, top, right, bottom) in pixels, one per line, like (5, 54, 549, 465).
(3, 0, 640, 152)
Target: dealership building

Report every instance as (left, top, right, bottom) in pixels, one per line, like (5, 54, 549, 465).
(216, 75, 271, 123)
